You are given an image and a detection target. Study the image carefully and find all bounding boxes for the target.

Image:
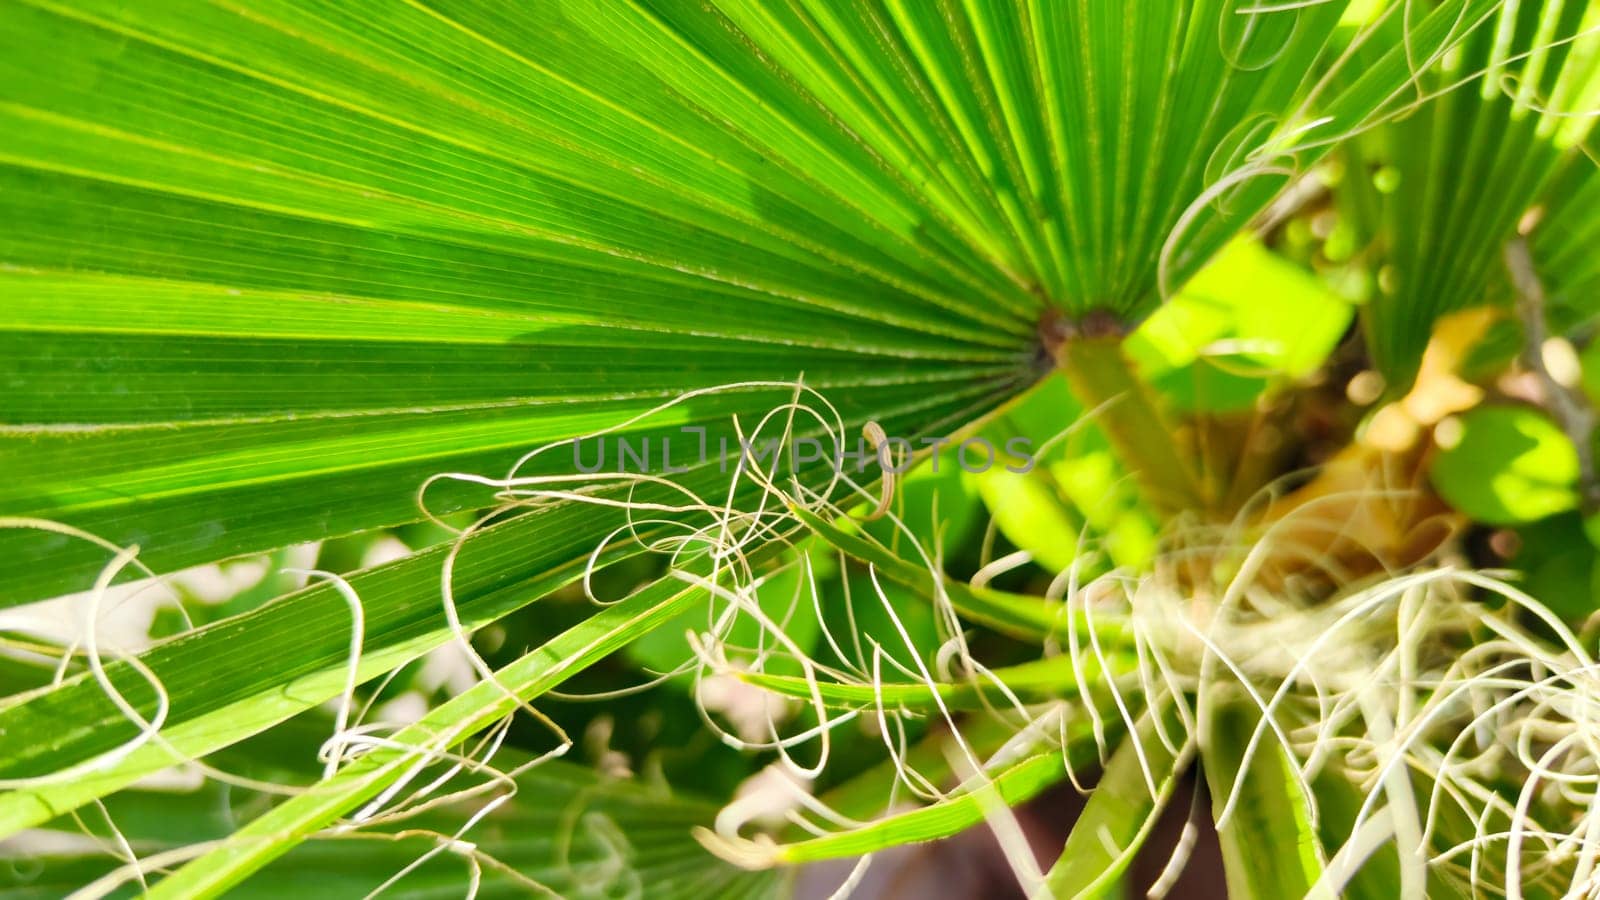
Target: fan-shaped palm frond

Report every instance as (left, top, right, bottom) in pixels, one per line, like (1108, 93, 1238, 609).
(1340, 0, 1600, 384)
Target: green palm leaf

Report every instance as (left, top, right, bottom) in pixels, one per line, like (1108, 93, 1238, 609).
(6, 745, 783, 900)
(1532, 150, 1600, 318)
(1343, 0, 1599, 384)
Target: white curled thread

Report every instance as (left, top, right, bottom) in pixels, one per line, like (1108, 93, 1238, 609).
(703, 424, 1600, 900)
(27, 375, 1600, 898)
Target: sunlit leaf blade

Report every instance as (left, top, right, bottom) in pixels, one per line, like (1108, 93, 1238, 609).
(1310, 766, 1408, 900)
(1041, 709, 1190, 900)
(143, 566, 728, 898)
(1533, 152, 1600, 317)
(0, 364, 1021, 604)
(1202, 700, 1325, 900)
(1430, 404, 1581, 524)
(1130, 237, 1355, 383)
(3, 754, 783, 900)
(738, 653, 1115, 712)
(710, 722, 1102, 868)
(802, 714, 1029, 829)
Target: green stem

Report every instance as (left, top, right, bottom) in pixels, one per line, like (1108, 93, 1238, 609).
(1056, 336, 1210, 516)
